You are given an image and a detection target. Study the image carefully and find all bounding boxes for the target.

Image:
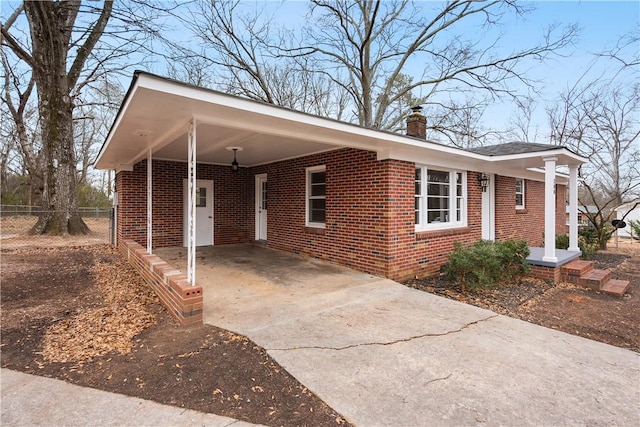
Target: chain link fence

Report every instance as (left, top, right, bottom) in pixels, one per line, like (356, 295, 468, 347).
(1, 205, 113, 249)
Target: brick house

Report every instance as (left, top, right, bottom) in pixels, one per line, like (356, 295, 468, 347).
(96, 72, 587, 323)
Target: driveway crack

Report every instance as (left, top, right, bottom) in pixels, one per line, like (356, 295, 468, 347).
(268, 313, 499, 351)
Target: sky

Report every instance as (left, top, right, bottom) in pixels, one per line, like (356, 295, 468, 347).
(2, 0, 638, 145)
(475, 0, 639, 141)
(149, 0, 639, 144)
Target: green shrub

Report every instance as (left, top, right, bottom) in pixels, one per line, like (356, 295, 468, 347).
(444, 240, 530, 292)
(629, 219, 640, 240)
(555, 232, 598, 259)
(579, 227, 600, 246)
(556, 234, 569, 250)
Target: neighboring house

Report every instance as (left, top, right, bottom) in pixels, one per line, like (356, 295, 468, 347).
(95, 72, 587, 322)
(565, 205, 599, 229)
(614, 201, 640, 238)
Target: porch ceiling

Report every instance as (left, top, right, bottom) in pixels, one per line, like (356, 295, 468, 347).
(95, 72, 588, 178)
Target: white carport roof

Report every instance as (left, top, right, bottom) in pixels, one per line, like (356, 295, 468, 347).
(95, 71, 588, 182)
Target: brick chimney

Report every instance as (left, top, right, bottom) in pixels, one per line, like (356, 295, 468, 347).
(406, 105, 426, 140)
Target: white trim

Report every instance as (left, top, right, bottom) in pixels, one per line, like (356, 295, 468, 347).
(515, 178, 525, 210)
(187, 120, 197, 285)
(115, 164, 133, 173)
(96, 73, 588, 173)
(568, 166, 580, 252)
(146, 150, 152, 254)
(95, 85, 141, 166)
(255, 174, 268, 240)
(415, 166, 467, 232)
(306, 165, 327, 229)
(481, 173, 495, 240)
(543, 157, 558, 263)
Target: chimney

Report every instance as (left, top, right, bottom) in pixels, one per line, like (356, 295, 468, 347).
(406, 105, 426, 140)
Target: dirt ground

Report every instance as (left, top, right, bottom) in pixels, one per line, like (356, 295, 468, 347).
(0, 245, 350, 427)
(407, 241, 640, 353)
(2, 242, 638, 427)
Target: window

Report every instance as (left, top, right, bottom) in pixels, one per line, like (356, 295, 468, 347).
(415, 167, 466, 230)
(515, 179, 525, 209)
(306, 166, 326, 227)
(196, 187, 207, 208)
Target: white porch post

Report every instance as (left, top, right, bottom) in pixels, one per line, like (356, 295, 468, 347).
(146, 150, 152, 254)
(187, 120, 197, 285)
(543, 156, 558, 262)
(568, 165, 580, 252)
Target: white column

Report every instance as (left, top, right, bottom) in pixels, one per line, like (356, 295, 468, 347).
(146, 150, 152, 254)
(543, 156, 558, 262)
(187, 120, 197, 285)
(568, 165, 580, 252)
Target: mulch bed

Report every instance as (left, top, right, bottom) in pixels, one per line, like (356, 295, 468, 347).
(405, 250, 640, 353)
(1, 245, 350, 427)
(405, 275, 553, 317)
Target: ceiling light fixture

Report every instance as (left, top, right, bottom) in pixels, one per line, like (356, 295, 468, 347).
(226, 147, 243, 173)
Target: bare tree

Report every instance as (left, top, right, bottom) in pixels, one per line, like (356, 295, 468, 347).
(285, 0, 577, 132)
(505, 96, 540, 143)
(548, 82, 640, 248)
(0, 47, 44, 206)
(1, 1, 164, 234)
(169, 0, 348, 119)
(427, 97, 500, 148)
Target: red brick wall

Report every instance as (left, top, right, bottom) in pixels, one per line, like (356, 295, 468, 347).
(115, 160, 250, 248)
(494, 177, 565, 247)
(249, 149, 482, 281)
(556, 184, 567, 235)
(115, 150, 566, 283)
(385, 169, 482, 280)
(249, 149, 394, 276)
(120, 239, 203, 326)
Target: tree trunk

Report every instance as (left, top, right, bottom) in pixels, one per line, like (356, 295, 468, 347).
(25, 1, 88, 236)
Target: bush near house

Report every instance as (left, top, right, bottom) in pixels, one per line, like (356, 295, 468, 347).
(444, 240, 530, 292)
(556, 230, 599, 259)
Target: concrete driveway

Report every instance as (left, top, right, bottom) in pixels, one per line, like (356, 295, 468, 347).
(156, 244, 640, 426)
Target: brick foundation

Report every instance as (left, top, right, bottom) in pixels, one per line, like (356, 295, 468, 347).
(120, 239, 203, 326)
(529, 264, 563, 284)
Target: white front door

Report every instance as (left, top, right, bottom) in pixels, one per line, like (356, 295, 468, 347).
(183, 179, 214, 246)
(481, 173, 495, 240)
(255, 174, 267, 241)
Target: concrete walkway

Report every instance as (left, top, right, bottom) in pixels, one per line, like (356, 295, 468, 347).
(1, 369, 257, 427)
(158, 244, 640, 427)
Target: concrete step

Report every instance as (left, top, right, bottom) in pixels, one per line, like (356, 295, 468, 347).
(600, 279, 631, 297)
(576, 269, 612, 290)
(561, 259, 594, 278)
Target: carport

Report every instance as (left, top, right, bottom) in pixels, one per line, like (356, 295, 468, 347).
(157, 244, 638, 427)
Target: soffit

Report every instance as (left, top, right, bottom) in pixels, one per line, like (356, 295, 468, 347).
(95, 72, 588, 179)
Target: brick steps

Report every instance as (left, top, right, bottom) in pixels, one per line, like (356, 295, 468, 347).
(601, 279, 631, 297)
(561, 260, 630, 297)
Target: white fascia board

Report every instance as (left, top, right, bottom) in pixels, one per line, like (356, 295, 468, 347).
(102, 73, 589, 173)
(486, 148, 588, 166)
(138, 74, 480, 160)
(115, 164, 134, 173)
(95, 83, 142, 169)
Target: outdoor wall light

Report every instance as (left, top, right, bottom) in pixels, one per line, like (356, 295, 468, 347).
(477, 173, 489, 192)
(226, 146, 243, 173)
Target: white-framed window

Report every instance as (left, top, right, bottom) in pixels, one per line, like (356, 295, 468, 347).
(415, 166, 466, 231)
(515, 179, 525, 209)
(306, 165, 326, 228)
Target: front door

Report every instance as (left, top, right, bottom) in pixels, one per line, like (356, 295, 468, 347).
(255, 174, 267, 241)
(481, 173, 495, 240)
(183, 179, 214, 246)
